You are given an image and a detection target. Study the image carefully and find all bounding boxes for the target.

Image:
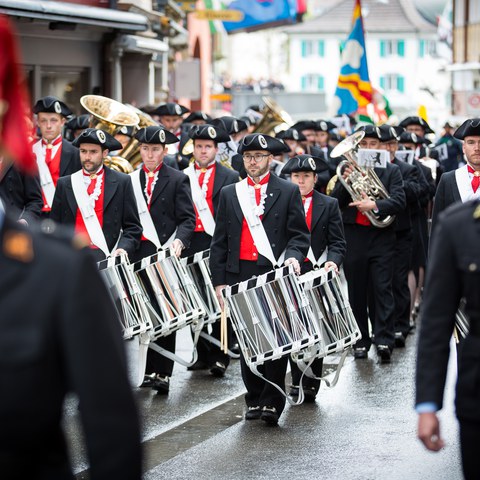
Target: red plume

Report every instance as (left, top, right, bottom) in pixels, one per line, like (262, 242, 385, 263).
(0, 15, 36, 174)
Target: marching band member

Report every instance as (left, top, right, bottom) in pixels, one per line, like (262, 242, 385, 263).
(64, 114, 90, 141)
(210, 133, 310, 425)
(398, 116, 434, 160)
(182, 124, 239, 376)
(377, 125, 423, 347)
(49, 128, 142, 263)
(313, 119, 336, 161)
(282, 154, 346, 402)
(331, 125, 405, 363)
(432, 118, 480, 228)
(183, 111, 213, 126)
(32, 96, 81, 215)
(130, 125, 196, 395)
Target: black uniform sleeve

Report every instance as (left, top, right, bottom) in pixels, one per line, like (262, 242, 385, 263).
(210, 188, 229, 287)
(326, 198, 346, 267)
(173, 173, 196, 248)
(49, 177, 66, 223)
(284, 186, 310, 263)
(117, 177, 142, 255)
(375, 164, 406, 216)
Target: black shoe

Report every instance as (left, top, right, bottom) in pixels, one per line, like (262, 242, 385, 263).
(152, 375, 170, 394)
(377, 345, 392, 364)
(260, 406, 279, 425)
(353, 347, 368, 359)
(230, 343, 241, 356)
(187, 360, 208, 371)
(210, 361, 227, 377)
(140, 373, 156, 388)
(394, 332, 406, 348)
(289, 385, 300, 397)
(303, 387, 317, 403)
(245, 406, 262, 420)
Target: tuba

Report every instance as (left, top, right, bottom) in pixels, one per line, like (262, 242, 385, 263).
(253, 96, 292, 135)
(80, 95, 140, 173)
(330, 131, 395, 228)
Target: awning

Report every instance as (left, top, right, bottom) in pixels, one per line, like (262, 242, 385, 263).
(0, 0, 148, 32)
(115, 34, 168, 54)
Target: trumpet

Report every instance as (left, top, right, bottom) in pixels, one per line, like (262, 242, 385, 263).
(330, 131, 395, 228)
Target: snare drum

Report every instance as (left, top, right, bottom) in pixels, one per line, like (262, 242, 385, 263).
(132, 249, 206, 339)
(182, 249, 221, 324)
(298, 268, 360, 357)
(98, 253, 151, 339)
(224, 265, 323, 368)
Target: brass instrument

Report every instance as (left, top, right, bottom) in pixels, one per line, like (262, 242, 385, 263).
(80, 95, 140, 173)
(330, 131, 395, 228)
(253, 96, 292, 135)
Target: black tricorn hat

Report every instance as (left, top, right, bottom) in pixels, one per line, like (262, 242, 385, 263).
(72, 128, 122, 151)
(281, 154, 329, 174)
(188, 124, 230, 143)
(378, 125, 404, 142)
(150, 102, 189, 117)
(33, 96, 72, 117)
(65, 114, 90, 131)
(453, 118, 480, 140)
(398, 116, 434, 134)
(314, 120, 336, 132)
(292, 120, 317, 132)
(116, 125, 135, 137)
(355, 125, 382, 140)
(134, 125, 179, 145)
(211, 116, 248, 135)
(398, 131, 426, 145)
(183, 111, 212, 124)
(275, 128, 306, 141)
(237, 133, 290, 155)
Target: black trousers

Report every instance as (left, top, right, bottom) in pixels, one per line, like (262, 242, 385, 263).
(459, 419, 480, 480)
(393, 229, 413, 336)
(289, 357, 324, 394)
(227, 260, 288, 415)
(343, 224, 395, 350)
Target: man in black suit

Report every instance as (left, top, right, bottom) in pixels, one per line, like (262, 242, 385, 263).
(0, 204, 142, 479)
(210, 133, 310, 425)
(282, 154, 346, 402)
(398, 115, 434, 161)
(50, 128, 142, 262)
(129, 125, 196, 395)
(331, 125, 406, 363)
(32, 96, 81, 215)
(432, 118, 480, 228)
(377, 125, 423, 347)
(0, 158, 43, 224)
(416, 199, 480, 480)
(182, 124, 239, 377)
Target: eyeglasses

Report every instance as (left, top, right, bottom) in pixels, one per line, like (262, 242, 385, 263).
(243, 153, 271, 163)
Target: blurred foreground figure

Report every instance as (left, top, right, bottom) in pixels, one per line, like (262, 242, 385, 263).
(0, 15, 142, 479)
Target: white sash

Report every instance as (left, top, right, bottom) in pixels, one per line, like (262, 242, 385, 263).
(71, 170, 110, 258)
(235, 179, 285, 268)
(455, 164, 480, 203)
(33, 140, 56, 208)
(130, 169, 162, 250)
(184, 164, 216, 237)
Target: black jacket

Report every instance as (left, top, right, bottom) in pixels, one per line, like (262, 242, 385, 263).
(431, 170, 460, 228)
(0, 214, 141, 479)
(210, 174, 310, 286)
(50, 167, 142, 256)
(0, 163, 43, 223)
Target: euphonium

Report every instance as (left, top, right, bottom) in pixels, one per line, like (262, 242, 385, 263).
(330, 130, 395, 228)
(253, 96, 292, 135)
(80, 95, 140, 173)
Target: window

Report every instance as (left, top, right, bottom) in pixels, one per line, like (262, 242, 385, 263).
(301, 40, 324, 58)
(379, 74, 405, 93)
(419, 39, 437, 57)
(301, 74, 325, 92)
(379, 39, 405, 57)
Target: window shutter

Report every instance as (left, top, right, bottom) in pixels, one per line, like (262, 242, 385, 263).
(419, 39, 425, 57)
(380, 40, 386, 57)
(397, 40, 405, 57)
(379, 76, 385, 90)
(301, 40, 307, 58)
(318, 40, 325, 57)
(318, 75, 324, 91)
(397, 75, 405, 93)
(301, 76, 307, 91)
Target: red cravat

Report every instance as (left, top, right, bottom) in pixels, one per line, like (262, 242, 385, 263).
(467, 165, 480, 193)
(302, 190, 314, 230)
(83, 169, 103, 195)
(247, 173, 270, 205)
(195, 162, 215, 188)
(143, 163, 163, 199)
(42, 136, 62, 168)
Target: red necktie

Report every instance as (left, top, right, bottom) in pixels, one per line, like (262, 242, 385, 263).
(143, 164, 162, 198)
(195, 163, 215, 188)
(42, 136, 62, 167)
(247, 173, 270, 205)
(83, 170, 101, 195)
(467, 165, 480, 193)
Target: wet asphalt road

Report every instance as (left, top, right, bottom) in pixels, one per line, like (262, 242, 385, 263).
(70, 327, 463, 480)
